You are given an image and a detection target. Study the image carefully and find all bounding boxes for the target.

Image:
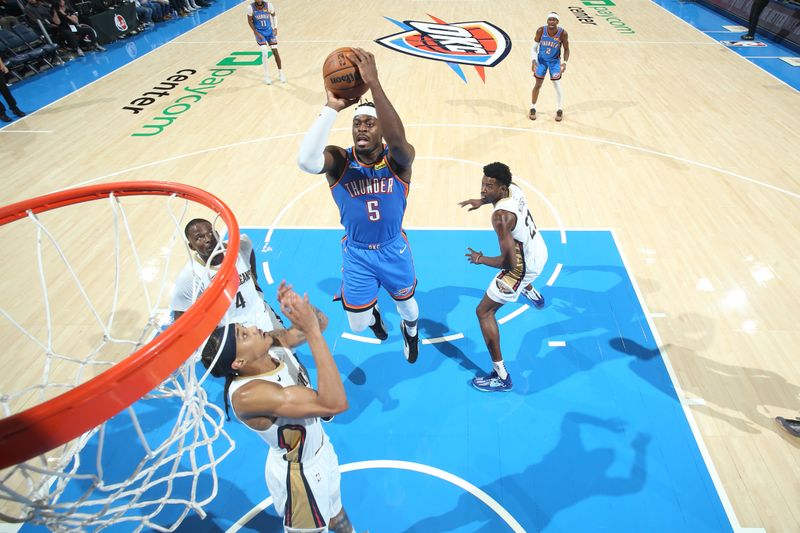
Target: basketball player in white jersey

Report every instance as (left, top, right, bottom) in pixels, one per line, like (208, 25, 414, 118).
(460, 162, 548, 392)
(172, 218, 283, 330)
(201, 282, 357, 532)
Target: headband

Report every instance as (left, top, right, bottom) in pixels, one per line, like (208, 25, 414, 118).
(353, 105, 378, 119)
(547, 12, 559, 21)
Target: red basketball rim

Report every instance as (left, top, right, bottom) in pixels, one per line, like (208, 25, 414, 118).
(0, 181, 239, 469)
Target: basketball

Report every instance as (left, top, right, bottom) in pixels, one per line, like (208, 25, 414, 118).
(322, 47, 368, 100)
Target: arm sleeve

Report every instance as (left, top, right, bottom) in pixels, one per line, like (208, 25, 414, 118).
(297, 106, 338, 174)
(171, 268, 195, 312)
(238, 234, 253, 262)
(531, 41, 539, 60)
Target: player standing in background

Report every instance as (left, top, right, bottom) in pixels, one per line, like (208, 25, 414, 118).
(247, 0, 285, 84)
(297, 48, 420, 364)
(530, 12, 570, 122)
(461, 162, 548, 392)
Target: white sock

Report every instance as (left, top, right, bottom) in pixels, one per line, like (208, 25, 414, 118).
(553, 79, 563, 110)
(493, 360, 508, 380)
(260, 45, 270, 75)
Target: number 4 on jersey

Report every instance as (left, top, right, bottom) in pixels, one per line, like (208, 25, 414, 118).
(235, 292, 245, 308)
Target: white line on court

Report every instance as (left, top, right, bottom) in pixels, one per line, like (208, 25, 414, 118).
(416, 155, 568, 245)
(610, 228, 743, 532)
(225, 460, 525, 533)
(263, 180, 325, 247)
(0, 0, 244, 133)
(261, 261, 273, 285)
(422, 333, 464, 344)
(517, 39, 718, 45)
(410, 124, 800, 200)
(685, 397, 707, 406)
(341, 332, 381, 344)
(649, 0, 798, 95)
(546, 263, 563, 287)
(548, 340, 566, 347)
(498, 304, 529, 325)
(62, 125, 800, 202)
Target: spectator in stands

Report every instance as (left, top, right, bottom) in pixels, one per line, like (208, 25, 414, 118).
(133, 0, 153, 28)
(741, 0, 770, 40)
(24, 0, 59, 36)
(50, 0, 104, 56)
(140, 0, 164, 23)
(0, 58, 25, 123)
(0, 0, 19, 29)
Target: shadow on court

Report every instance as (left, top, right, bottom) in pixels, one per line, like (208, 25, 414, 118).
(401, 412, 650, 532)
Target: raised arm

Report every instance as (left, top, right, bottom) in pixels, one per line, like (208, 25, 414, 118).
(350, 48, 415, 169)
(297, 90, 359, 185)
(233, 287, 346, 419)
(269, 282, 328, 347)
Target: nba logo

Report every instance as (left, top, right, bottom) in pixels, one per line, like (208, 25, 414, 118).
(114, 14, 128, 31)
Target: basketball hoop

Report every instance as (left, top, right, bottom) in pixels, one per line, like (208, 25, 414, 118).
(0, 182, 239, 531)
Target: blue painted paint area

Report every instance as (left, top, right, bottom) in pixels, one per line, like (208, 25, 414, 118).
(20, 229, 732, 532)
(6, 0, 245, 116)
(651, 0, 800, 90)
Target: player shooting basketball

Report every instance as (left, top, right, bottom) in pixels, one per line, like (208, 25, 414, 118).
(297, 47, 421, 364)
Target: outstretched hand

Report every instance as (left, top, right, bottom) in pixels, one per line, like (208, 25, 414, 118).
(458, 199, 483, 212)
(349, 47, 378, 87)
(277, 281, 320, 334)
(465, 247, 483, 265)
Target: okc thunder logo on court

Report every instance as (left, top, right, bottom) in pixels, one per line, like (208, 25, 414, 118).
(376, 15, 511, 83)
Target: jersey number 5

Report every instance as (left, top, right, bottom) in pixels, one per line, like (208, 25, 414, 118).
(366, 200, 381, 221)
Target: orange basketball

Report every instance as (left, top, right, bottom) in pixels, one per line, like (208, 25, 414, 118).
(322, 47, 368, 100)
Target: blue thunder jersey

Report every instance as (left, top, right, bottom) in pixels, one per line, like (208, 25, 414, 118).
(538, 26, 563, 61)
(250, 2, 273, 32)
(331, 145, 409, 246)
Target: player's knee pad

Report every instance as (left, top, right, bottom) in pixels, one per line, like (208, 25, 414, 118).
(394, 297, 419, 322)
(346, 309, 373, 333)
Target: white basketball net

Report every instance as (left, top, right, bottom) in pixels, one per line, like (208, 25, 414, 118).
(0, 191, 235, 532)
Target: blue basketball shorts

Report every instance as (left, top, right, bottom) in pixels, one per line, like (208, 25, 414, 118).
(337, 233, 417, 312)
(534, 57, 562, 80)
(255, 30, 277, 48)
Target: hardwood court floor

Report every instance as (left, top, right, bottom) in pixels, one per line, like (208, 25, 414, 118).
(1, 0, 799, 531)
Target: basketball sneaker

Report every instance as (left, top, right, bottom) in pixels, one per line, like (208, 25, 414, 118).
(264, 74, 273, 85)
(368, 306, 388, 341)
(556, 110, 563, 122)
(279, 71, 286, 83)
(776, 416, 800, 437)
(471, 371, 513, 392)
(529, 107, 536, 120)
(321, 415, 334, 423)
(401, 321, 419, 364)
(521, 285, 545, 309)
